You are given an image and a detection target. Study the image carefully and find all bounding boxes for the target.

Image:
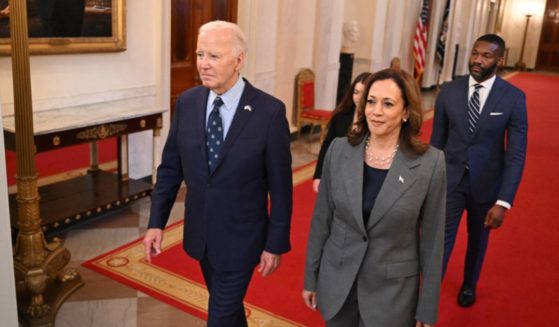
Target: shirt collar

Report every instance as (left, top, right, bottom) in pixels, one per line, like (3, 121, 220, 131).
(208, 76, 245, 112)
(469, 74, 496, 91)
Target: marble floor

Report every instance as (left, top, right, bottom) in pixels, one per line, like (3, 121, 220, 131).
(14, 89, 438, 327)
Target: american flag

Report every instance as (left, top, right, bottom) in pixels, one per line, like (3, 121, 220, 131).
(413, 0, 430, 80)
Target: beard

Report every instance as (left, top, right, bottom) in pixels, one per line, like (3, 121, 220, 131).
(469, 61, 498, 82)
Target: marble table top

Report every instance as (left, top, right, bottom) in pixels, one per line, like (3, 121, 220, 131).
(3, 104, 166, 135)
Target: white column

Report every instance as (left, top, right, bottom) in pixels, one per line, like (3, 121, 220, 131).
(0, 110, 19, 327)
(239, 0, 279, 95)
(439, 0, 458, 83)
(486, 0, 499, 34)
(369, 0, 389, 73)
(442, 0, 472, 79)
(238, 0, 257, 82)
(472, 0, 488, 41)
(384, 1, 407, 67)
(448, 0, 478, 77)
(274, 0, 301, 130)
(273, 0, 317, 130)
(313, 0, 344, 111)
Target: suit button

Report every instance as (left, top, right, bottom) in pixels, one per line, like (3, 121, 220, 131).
(362, 236, 368, 242)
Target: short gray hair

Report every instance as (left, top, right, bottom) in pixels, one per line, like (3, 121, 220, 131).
(199, 20, 248, 56)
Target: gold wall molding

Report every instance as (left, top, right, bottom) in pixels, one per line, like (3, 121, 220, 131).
(76, 124, 127, 140)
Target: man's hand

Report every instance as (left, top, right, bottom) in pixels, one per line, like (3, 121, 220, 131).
(257, 250, 281, 277)
(143, 228, 163, 263)
(415, 321, 433, 327)
(484, 204, 507, 229)
(312, 179, 321, 193)
(302, 290, 317, 310)
(0, 5, 10, 17)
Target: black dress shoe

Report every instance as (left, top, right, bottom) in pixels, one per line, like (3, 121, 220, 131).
(457, 284, 476, 307)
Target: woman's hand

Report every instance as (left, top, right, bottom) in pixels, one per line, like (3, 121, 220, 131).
(312, 179, 321, 193)
(0, 5, 10, 17)
(302, 290, 318, 310)
(415, 321, 433, 327)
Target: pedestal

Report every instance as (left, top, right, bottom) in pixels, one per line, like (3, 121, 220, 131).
(336, 52, 354, 105)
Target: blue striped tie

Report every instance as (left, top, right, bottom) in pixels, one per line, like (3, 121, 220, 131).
(206, 97, 224, 172)
(468, 84, 483, 134)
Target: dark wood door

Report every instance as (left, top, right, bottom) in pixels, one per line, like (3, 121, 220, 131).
(536, 0, 559, 72)
(171, 0, 237, 117)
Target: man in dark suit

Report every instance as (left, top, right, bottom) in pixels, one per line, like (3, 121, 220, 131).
(143, 20, 293, 326)
(431, 34, 527, 307)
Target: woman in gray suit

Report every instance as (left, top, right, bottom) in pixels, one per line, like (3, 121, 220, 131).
(303, 69, 446, 327)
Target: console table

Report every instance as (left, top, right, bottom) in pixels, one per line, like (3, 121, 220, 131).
(3, 105, 165, 237)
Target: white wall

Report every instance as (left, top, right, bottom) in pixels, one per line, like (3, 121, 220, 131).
(269, 0, 317, 129)
(240, 0, 550, 123)
(0, 107, 18, 327)
(500, 0, 546, 69)
(0, 1, 170, 179)
(0, 3, 159, 115)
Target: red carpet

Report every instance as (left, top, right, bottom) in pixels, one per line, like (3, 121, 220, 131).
(84, 163, 322, 326)
(4, 138, 117, 185)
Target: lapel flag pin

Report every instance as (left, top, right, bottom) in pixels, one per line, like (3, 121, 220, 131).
(244, 105, 252, 112)
(398, 176, 404, 184)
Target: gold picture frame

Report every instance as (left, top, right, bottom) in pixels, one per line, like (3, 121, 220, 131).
(0, 0, 125, 55)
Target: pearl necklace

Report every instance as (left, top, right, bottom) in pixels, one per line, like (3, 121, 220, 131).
(365, 136, 399, 166)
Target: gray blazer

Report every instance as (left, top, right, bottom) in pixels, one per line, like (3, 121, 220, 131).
(304, 137, 446, 326)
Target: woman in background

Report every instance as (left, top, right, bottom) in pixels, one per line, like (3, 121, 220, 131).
(312, 72, 372, 192)
(303, 69, 446, 327)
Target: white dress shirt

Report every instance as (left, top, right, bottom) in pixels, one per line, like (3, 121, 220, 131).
(468, 74, 511, 210)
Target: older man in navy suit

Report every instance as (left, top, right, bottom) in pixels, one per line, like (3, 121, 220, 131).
(431, 34, 527, 307)
(143, 21, 293, 326)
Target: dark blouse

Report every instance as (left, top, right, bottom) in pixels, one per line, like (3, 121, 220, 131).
(362, 164, 388, 226)
(313, 107, 355, 179)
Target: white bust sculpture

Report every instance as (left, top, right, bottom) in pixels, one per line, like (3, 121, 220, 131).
(341, 20, 360, 53)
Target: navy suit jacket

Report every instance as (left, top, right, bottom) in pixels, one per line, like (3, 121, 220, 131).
(149, 79, 293, 271)
(431, 75, 527, 205)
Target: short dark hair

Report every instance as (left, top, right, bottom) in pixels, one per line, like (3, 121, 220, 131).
(476, 34, 506, 57)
